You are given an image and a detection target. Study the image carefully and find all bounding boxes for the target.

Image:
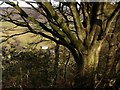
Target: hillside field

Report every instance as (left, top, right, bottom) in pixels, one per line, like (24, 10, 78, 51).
(0, 22, 55, 49)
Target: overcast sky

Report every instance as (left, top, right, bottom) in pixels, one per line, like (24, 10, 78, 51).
(0, 0, 62, 7)
(0, 0, 118, 7)
(0, 0, 37, 7)
(0, 0, 83, 7)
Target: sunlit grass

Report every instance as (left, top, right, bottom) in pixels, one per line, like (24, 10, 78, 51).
(0, 21, 55, 49)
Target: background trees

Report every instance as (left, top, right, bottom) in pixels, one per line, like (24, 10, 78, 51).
(1, 1, 120, 89)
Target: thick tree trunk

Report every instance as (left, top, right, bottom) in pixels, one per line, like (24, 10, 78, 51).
(73, 43, 102, 88)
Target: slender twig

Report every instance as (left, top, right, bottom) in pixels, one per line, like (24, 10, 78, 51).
(1, 31, 29, 43)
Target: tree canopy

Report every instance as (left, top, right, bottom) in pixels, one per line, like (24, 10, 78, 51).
(1, 1, 120, 89)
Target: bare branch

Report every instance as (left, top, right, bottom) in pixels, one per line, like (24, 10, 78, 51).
(1, 31, 29, 43)
(40, 2, 86, 52)
(70, 2, 86, 42)
(104, 3, 120, 39)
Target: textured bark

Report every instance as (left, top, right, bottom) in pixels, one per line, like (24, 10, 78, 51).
(2, 2, 120, 89)
(105, 40, 118, 76)
(73, 42, 102, 88)
(95, 12, 120, 89)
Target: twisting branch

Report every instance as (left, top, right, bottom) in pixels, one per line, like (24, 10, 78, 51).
(69, 2, 85, 41)
(40, 2, 86, 53)
(81, 2, 90, 31)
(1, 31, 29, 43)
(1, 14, 28, 27)
(23, 21, 67, 46)
(103, 2, 120, 39)
(2, 26, 18, 31)
(58, 2, 72, 26)
(1, 2, 72, 48)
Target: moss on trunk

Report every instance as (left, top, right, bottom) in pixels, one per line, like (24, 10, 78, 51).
(73, 43, 102, 88)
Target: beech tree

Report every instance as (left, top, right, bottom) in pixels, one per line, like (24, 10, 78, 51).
(1, 1, 120, 88)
